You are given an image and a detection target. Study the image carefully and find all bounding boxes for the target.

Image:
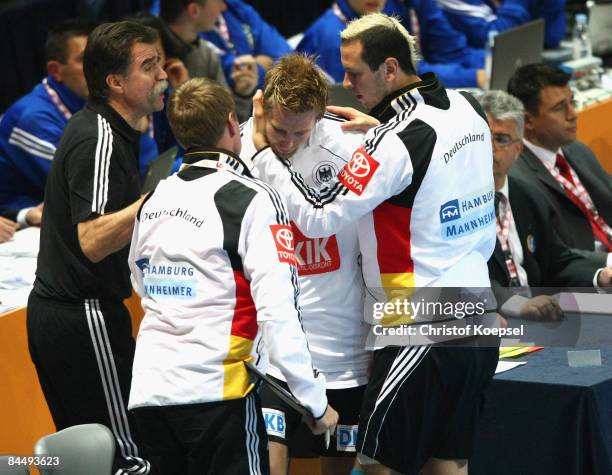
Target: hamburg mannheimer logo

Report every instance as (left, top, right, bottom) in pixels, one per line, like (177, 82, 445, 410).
(270, 224, 298, 266)
(440, 188, 495, 240)
(312, 161, 339, 187)
(439, 199, 461, 223)
(136, 258, 198, 299)
(338, 147, 379, 195)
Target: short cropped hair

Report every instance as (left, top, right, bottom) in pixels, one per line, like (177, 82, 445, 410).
(84, 21, 158, 102)
(160, 0, 205, 24)
(167, 77, 235, 149)
(341, 13, 419, 75)
(263, 54, 329, 120)
(507, 63, 571, 115)
(479, 90, 525, 137)
(126, 12, 181, 60)
(45, 19, 95, 63)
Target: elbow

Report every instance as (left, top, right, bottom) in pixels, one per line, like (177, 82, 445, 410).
(80, 242, 105, 263)
(78, 228, 106, 263)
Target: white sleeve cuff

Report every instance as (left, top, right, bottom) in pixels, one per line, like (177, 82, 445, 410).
(16, 207, 33, 227)
(593, 268, 603, 288)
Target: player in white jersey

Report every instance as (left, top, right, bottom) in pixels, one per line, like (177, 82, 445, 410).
(240, 54, 368, 475)
(128, 77, 338, 475)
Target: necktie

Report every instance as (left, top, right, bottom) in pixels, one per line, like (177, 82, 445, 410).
(494, 191, 503, 220)
(495, 192, 521, 287)
(554, 153, 611, 251)
(555, 154, 574, 185)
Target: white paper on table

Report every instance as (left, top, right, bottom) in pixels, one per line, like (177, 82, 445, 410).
(495, 360, 527, 374)
(0, 227, 40, 257)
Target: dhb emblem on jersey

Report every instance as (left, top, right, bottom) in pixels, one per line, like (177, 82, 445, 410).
(270, 225, 297, 266)
(312, 161, 339, 187)
(338, 147, 379, 196)
(291, 223, 340, 275)
(336, 424, 358, 452)
(439, 200, 461, 223)
(263, 408, 286, 439)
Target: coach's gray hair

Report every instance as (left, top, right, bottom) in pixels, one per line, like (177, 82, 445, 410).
(478, 90, 525, 137)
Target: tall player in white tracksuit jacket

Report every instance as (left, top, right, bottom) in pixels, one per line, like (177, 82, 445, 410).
(250, 15, 498, 475)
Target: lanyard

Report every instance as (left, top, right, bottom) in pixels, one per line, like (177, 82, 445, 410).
(332, 2, 348, 23)
(495, 196, 521, 286)
(43, 78, 72, 120)
(215, 14, 236, 54)
(546, 159, 612, 249)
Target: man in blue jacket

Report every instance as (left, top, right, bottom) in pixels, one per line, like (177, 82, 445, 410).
(297, 0, 487, 88)
(200, 0, 293, 91)
(0, 19, 159, 210)
(437, 0, 566, 49)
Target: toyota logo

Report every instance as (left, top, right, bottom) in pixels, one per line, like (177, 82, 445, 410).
(347, 152, 371, 177)
(276, 228, 294, 251)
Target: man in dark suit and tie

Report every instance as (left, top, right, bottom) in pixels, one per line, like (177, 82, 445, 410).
(478, 90, 611, 320)
(507, 63, 612, 256)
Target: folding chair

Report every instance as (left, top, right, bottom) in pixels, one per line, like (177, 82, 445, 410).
(34, 423, 115, 475)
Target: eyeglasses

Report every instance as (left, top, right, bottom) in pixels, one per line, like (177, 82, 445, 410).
(492, 133, 522, 149)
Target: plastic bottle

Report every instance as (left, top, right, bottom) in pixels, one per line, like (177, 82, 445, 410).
(484, 30, 498, 90)
(572, 13, 592, 59)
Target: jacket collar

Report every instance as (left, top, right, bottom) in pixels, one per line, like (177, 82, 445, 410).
(369, 73, 444, 122)
(519, 144, 569, 200)
(46, 75, 85, 115)
(182, 146, 253, 177)
(86, 100, 141, 143)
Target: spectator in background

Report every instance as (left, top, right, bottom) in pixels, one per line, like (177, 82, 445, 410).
(159, 0, 257, 121)
(479, 90, 611, 321)
(437, 0, 566, 49)
(0, 19, 159, 211)
(200, 0, 293, 91)
(297, 0, 487, 88)
(507, 64, 612, 258)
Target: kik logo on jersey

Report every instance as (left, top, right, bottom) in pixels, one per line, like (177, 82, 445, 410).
(270, 224, 297, 266)
(338, 147, 379, 196)
(263, 408, 286, 439)
(291, 223, 340, 275)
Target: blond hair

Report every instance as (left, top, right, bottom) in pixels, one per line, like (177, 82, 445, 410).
(263, 53, 329, 120)
(167, 77, 235, 149)
(341, 13, 419, 74)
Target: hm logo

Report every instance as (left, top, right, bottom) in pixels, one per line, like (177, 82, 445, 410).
(440, 199, 461, 223)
